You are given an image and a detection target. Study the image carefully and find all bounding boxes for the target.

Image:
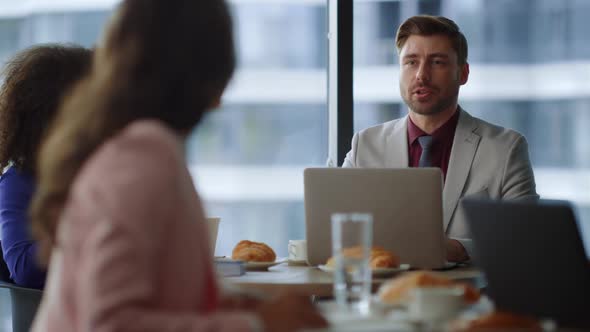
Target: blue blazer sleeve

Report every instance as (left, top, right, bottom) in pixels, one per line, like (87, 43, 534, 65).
(0, 166, 46, 289)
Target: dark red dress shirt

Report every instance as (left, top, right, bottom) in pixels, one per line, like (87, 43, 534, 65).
(407, 110, 460, 180)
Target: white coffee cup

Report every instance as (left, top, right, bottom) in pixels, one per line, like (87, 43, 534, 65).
(206, 217, 220, 254)
(408, 286, 465, 322)
(288, 239, 307, 263)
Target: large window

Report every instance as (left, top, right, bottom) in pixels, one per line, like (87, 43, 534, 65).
(0, 0, 328, 260)
(352, 0, 590, 252)
(189, 2, 328, 257)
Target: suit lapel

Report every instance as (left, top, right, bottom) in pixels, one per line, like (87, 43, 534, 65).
(443, 109, 481, 231)
(386, 115, 409, 168)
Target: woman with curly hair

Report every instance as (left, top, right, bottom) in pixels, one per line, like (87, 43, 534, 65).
(29, 0, 327, 331)
(0, 44, 92, 289)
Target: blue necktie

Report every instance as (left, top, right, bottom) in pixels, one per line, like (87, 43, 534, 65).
(418, 135, 434, 167)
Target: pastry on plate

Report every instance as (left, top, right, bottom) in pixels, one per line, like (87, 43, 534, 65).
(326, 246, 400, 269)
(231, 240, 276, 262)
(377, 271, 480, 305)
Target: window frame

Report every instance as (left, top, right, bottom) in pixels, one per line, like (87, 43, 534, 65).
(328, 0, 353, 167)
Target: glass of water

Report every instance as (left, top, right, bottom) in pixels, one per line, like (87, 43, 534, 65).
(331, 213, 373, 315)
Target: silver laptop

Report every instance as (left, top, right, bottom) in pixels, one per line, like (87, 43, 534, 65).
(304, 167, 447, 269)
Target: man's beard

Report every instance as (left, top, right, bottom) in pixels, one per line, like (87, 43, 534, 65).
(405, 95, 456, 115)
(402, 85, 459, 116)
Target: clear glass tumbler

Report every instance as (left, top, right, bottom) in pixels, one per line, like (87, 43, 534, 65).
(331, 212, 373, 315)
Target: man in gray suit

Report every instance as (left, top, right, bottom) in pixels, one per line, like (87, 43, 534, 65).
(343, 15, 538, 262)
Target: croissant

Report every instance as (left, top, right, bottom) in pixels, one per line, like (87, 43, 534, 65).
(326, 246, 400, 269)
(378, 271, 480, 304)
(231, 240, 276, 262)
(369, 247, 400, 268)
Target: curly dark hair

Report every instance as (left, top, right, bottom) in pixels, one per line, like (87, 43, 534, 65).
(0, 44, 92, 175)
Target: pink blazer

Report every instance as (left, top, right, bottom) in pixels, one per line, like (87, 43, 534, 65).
(32, 120, 256, 332)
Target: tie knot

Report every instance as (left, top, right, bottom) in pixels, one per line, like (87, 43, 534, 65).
(417, 135, 433, 149)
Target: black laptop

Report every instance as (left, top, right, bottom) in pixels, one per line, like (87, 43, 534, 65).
(461, 198, 590, 329)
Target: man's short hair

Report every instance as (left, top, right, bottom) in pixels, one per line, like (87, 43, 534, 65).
(396, 15, 468, 65)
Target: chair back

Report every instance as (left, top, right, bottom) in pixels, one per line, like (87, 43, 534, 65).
(0, 243, 43, 332)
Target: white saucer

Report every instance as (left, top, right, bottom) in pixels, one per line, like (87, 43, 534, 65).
(372, 264, 411, 277)
(245, 259, 287, 271)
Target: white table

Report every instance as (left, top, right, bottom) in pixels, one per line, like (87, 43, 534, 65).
(224, 263, 484, 297)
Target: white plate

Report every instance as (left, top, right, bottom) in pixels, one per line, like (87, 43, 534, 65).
(368, 298, 410, 318)
(245, 259, 286, 271)
(372, 264, 411, 277)
(317, 264, 411, 278)
(373, 292, 494, 318)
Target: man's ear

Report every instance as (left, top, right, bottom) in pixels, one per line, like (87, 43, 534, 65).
(459, 62, 469, 85)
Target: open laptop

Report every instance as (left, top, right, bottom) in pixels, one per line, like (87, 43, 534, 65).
(304, 168, 447, 269)
(462, 199, 590, 329)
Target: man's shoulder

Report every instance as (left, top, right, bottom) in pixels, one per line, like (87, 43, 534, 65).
(356, 117, 406, 139)
(467, 112, 525, 144)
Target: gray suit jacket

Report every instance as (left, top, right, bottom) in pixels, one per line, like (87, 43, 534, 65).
(342, 109, 539, 255)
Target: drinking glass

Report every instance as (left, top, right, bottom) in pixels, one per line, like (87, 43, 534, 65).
(331, 213, 373, 315)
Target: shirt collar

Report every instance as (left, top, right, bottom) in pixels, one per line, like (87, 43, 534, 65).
(407, 108, 461, 145)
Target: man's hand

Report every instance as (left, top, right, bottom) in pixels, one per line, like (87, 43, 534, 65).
(446, 238, 469, 262)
